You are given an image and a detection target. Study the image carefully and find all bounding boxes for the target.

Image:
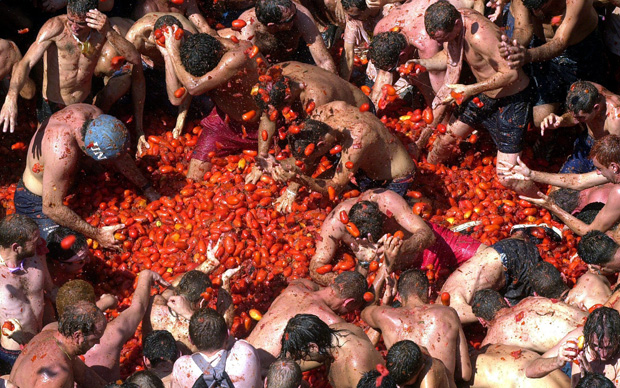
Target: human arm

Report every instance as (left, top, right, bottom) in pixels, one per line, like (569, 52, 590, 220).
(130, 64, 149, 156)
(409, 51, 448, 72)
(185, 0, 218, 36)
(540, 112, 578, 136)
(110, 153, 160, 202)
(158, 42, 189, 106)
(309, 215, 344, 286)
(340, 41, 355, 81)
(72, 357, 107, 388)
(87, 10, 141, 66)
(172, 96, 192, 139)
(525, 331, 582, 378)
(370, 69, 393, 108)
(296, 5, 337, 73)
(506, 0, 535, 46)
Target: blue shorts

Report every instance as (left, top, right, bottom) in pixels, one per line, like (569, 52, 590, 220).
(561, 361, 572, 378)
(354, 170, 415, 197)
(13, 180, 59, 240)
(0, 345, 20, 375)
(559, 131, 595, 174)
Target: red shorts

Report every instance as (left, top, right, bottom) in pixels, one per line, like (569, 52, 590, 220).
(420, 223, 482, 274)
(192, 107, 259, 161)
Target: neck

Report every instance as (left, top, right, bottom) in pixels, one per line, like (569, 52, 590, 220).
(402, 296, 426, 307)
(53, 332, 79, 358)
(316, 288, 341, 312)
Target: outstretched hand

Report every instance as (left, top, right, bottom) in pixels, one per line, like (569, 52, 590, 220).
(519, 191, 552, 208)
(498, 35, 526, 69)
(496, 156, 532, 181)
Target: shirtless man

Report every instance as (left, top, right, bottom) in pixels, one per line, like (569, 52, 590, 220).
(133, 0, 216, 35)
(280, 101, 417, 197)
(525, 307, 620, 386)
(385, 340, 455, 388)
(0, 215, 54, 374)
(217, 0, 336, 72)
(578, 231, 620, 276)
(0, 39, 35, 101)
(246, 271, 367, 362)
(361, 269, 472, 382)
(0, 0, 140, 133)
(13, 104, 159, 244)
(549, 186, 614, 217)
(422, 2, 539, 198)
(244, 61, 371, 212)
(499, 135, 620, 237)
(310, 189, 483, 286)
(143, 330, 178, 387)
(8, 301, 107, 388)
(45, 227, 90, 286)
(473, 290, 587, 353)
(171, 308, 262, 388)
(280, 314, 384, 388)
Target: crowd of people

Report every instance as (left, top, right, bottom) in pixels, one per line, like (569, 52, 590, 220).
(2, 0, 620, 386)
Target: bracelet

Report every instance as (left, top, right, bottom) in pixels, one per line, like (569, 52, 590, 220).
(141, 182, 153, 192)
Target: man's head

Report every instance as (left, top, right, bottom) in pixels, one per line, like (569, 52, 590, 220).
(67, 0, 97, 35)
(368, 32, 408, 71)
(424, 1, 462, 43)
(126, 370, 165, 388)
(255, 0, 297, 29)
(56, 279, 96, 317)
(279, 314, 338, 361)
(471, 289, 508, 324)
(180, 33, 224, 77)
(176, 270, 212, 307)
(0, 214, 41, 260)
(154, 15, 183, 33)
(81, 115, 130, 161)
(58, 301, 106, 354)
(143, 330, 179, 368)
(584, 307, 620, 361)
(575, 203, 605, 225)
(591, 135, 620, 182)
(397, 269, 429, 303)
(189, 308, 228, 352)
(386, 340, 424, 386)
(576, 373, 615, 388)
(348, 201, 386, 243)
(521, 0, 551, 12)
(288, 119, 333, 159)
(330, 271, 367, 313)
(578, 231, 619, 273)
(549, 188, 581, 214)
(528, 261, 569, 299)
(342, 0, 369, 18)
(566, 81, 602, 122)
(356, 370, 396, 388)
(265, 359, 302, 388)
(47, 227, 89, 273)
(253, 71, 293, 112)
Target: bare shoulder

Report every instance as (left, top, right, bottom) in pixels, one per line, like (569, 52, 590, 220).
(38, 16, 67, 41)
(231, 340, 259, 358)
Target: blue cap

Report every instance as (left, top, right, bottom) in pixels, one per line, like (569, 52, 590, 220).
(83, 114, 129, 161)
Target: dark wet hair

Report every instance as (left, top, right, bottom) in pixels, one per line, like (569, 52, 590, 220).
(67, 0, 98, 16)
(288, 119, 332, 158)
(176, 270, 212, 305)
(253, 75, 292, 111)
(522, 0, 551, 10)
(126, 370, 165, 388)
(143, 330, 179, 366)
(549, 188, 580, 214)
(154, 15, 183, 32)
(424, 0, 460, 37)
(266, 359, 302, 388)
(397, 269, 429, 303)
(566, 81, 601, 116)
(357, 370, 396, 388)
(348, 201, 386, 242)
(104, 383, 139, 388)
(576, 373, 615, 388)
(368, 32, 407, 71)
(575, 203, 605, 225)
(591, 135, 620, 168)
(256, 0, 294, 24)
(332, 271, 367, 302)
(58, 301, 103, 338)
(279, 314, 343, 361)
(527, 261, 569, 299)
(0, 214, 39, 248)
(56, 279, 96, 317)
(189, 308, 228, 351)
(386, 340, 424, 385)
(471, 289, 508, 321)
(180, 34, 224, 77)
(578, 231, 618, 265)
(342, 0, 368, 11)
(583, 307, 620, 356)
(46, 227, 88, 262)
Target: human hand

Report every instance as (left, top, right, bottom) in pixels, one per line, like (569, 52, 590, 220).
(540, 113, 563, 136)
(274, 188, 297, 213)
(97, 224, 126, 250)
(41, 0, 67, 12)
(443, 83, 475, 104)
(163, 25, 182, 51)
(245, 165, 263, 185)
(498, 35, 526, 69)
(167, 295, 194, 319)
(86, 9, 110, 34)
(0, 99, 18, 133)
(556, 338, 581, 367)
(272, 164, 296, 182)
(487, 0, 507, 22)
(139, 269, 171, 288)
(206, 238, 222, 265)
(136, 134, 150, 158)
(334, 0, 347, 25)
(97, 294, 119, 310)
(496, 156, 532, 181)
(519, 191, 553, 209)
(378, 234, 403, 269)
(1, 319, 22, 338)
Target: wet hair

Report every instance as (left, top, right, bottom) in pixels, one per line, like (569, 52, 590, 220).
(46, 227, 88, 262)
(58, 301, 103, 338)
(521, 0, 551, 10)
(180, 33, 224, 77)
(578, 231, 618, 265)
(253, 75, 292, 111)
(566, 81, 600, 115)
(342, 0, 368, 12)
(265, 359, 302, 388)
(56, 279, 96, 317)
(549, 188, 580, 214)
(471, 289, 508, 322)
(575, 203, 605, 225)
(176, 270, 212, 305)
(397, 269, 429, 303)
(368, 32, 407, 71)
(288, 119, 332, 158)
(126, 370, 165, 388)
(331, 271, 367, 302)
(67, 0, 98, 16)
(527, 261, 569, 299)
(143, 330, 179, 366)
(348, 201, 386, 242)
(255, 0, 294, 24)
(104, 384, 139, 388)
(279, 314, 343, 361)
(0, 214, 39, 248)
(386, 340, 424, 385)
(583, 307, 620, 356)
(424, 0, 461, 38)
(590, 135, 620, 168)
(154, 15, 183, 32)
(576, 373, 615, 388)
(189, 308, 228, 352)
(357, 370, 396, 388)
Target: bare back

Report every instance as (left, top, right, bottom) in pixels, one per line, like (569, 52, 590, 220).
(565, 272, 611, 312)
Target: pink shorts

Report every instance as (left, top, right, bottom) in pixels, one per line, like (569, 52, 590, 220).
(192, 107, 258, 161)
(420, 223, 482, 274)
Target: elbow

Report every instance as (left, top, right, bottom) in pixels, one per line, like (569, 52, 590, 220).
(126, 53, 142, 66)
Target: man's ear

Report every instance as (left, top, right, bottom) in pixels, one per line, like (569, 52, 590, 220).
(10, 242, 20, 254)
(533, 291, 539, 297)
(610, 162, 620, 174)
(342, 297, 355, 310)
(477, 317, 488, 328)
(72, 330, 85, 346)
(143, 356, 151, 368)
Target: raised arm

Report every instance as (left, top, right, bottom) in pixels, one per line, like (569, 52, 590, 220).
(88, 10, 141, 66)
(525, 328, 582, 378)
(185, 0, 218, 36)
(310, 213, 345, 286)
(296, 5, 337, 73)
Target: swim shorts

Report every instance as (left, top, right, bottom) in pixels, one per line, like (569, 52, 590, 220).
(491, 239, 540, 305)
(0, 345, 20, 375)
(420, 223, 482, 276)
(13, 179, 59, 240)
(192, 107, 259, 161)
(354, 170, 415, 197)
(559, 130, 595, 174)
(36, 97, 65, 124)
